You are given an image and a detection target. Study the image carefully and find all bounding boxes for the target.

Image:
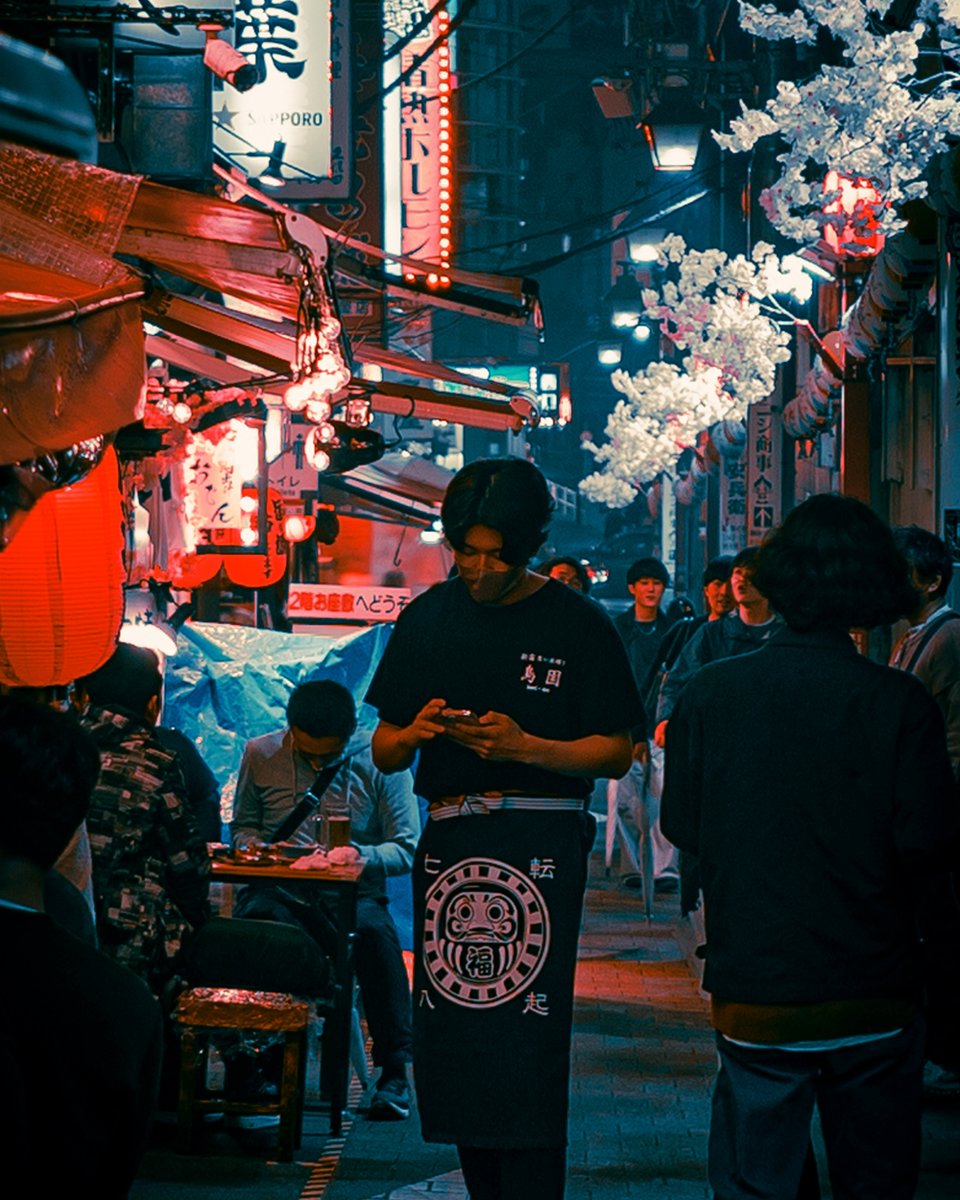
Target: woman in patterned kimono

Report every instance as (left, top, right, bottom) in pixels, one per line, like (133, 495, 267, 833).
(367, 458, 642, 1199)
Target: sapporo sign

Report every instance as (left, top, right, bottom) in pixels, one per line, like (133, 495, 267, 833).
(213, 0, 352, 200)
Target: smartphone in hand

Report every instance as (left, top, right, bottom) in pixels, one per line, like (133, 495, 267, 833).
(441, 709, 480, 726)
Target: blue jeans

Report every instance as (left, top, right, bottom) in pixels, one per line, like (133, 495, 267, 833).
(709, 1021, 924, 1200)
(234, 884, 413, 1074)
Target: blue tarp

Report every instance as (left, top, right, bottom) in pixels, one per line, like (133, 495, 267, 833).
(164, 621, 392, 820)
(163, 620, 417, 947)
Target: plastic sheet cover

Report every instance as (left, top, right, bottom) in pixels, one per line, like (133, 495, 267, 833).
(163, 621, 392, 823)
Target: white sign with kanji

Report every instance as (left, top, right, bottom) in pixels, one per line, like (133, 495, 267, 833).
(288, 584, 411, 623)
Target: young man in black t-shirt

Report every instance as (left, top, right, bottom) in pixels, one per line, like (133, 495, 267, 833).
(367, 458, 642, 1200)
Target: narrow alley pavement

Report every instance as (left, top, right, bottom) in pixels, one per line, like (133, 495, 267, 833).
(132, 853, 960, 1200)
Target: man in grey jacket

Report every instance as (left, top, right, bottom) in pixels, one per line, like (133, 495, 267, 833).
(232, 679, 420, 1120)
(891, 525, 960, 1099)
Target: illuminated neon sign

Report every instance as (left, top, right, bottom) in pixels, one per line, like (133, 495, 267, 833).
(398, 5, 453, 284)
(213, 0, 351, 200)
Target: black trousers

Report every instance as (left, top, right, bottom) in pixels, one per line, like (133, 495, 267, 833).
(709, 1021, 924, 1200)
(457, 1145, 566, 1200)
(234, 885, 413, 1074)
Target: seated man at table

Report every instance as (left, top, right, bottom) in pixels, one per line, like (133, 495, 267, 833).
(0, 693, 163, 1198)
(231, 679, 420, 1121)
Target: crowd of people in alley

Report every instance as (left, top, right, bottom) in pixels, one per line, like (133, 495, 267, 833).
(3, 456, 959, 1200)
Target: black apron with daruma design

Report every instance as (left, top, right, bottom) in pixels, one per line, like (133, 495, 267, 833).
(412, 801, 595, 1149)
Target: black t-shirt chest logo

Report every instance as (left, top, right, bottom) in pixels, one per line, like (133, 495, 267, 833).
(519, 651, 566, 694)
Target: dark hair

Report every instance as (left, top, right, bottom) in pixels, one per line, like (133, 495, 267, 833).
(702, 557, 734, 587)
(287, 680, 357, 741)
(667, 595, 695, 622)
(0, 695, 101, 869)
(441, 458, 554, 567)
(626, 557, 670, 587)
(752, 494, 915, 632)
(538, 555, 591, 594)
(731, 545, 760, 571)
(893, 525, 953, 598)
(77, 643, 163, 716)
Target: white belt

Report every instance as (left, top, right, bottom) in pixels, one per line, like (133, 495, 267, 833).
(428, 795, 584, 820)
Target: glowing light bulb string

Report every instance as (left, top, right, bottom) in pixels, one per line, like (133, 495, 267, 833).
(284, 243, 354, 422)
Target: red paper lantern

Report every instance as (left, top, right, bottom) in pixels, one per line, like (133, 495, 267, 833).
(168, 548, 223, 590)
(822, 170, 885, 257)
(221, 487, 288, 588)
(0, 446, 124, 687)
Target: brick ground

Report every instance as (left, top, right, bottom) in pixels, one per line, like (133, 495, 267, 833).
(133, 852, 960, 1199)
(326, 863, 715, 1200)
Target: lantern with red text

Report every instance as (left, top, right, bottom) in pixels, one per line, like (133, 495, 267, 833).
(219, 487, 287, 588)
(0, 446, 124, 687)
(821, 171, 885, 257)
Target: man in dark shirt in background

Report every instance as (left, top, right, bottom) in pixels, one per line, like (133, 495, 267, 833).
(612, 556, 678, 892)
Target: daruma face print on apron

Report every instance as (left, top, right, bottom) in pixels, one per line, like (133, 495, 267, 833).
(412, 802, 594, 1149)
(423, 856, 551, 1008)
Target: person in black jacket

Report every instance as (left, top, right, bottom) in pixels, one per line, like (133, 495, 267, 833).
(662, 495, 959, 1200)
(0, 694, 163, 1199)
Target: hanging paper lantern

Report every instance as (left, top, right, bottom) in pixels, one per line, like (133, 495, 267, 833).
(821, 171, 885, 257)
(221, 487, 287, 588)
(167, 548, 223, 590)
(0, 445, 124, 687)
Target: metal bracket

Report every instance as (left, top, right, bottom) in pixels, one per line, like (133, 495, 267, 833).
(283, 211, 329, 273)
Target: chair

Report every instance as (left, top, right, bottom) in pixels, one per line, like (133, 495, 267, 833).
(176, 916, 370, 1123)
(172, 986, 310, 1161)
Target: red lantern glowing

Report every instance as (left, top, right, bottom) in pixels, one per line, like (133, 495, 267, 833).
(167, 549, 223, 590)
(821, 171, 885, 257)
(220, 487, 287, 588)
(0, 446, 124, 687)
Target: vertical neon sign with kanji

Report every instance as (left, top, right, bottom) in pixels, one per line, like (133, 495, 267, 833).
(400, 6, 452, 285)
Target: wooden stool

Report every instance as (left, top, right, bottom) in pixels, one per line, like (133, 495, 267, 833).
(172, 986, 311, 1162)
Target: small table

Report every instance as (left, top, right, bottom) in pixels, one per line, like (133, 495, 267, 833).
(210, 857, 364, 1135)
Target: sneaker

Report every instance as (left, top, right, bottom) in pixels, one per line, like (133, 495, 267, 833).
(368, 1074, 410, 1121)
(922, 1060, 960, 1099)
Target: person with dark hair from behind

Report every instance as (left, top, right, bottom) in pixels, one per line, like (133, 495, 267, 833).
(662, 494, 959, 1200)
(0, 694, 163, 1199)
(890, 524, 960, 1100)
(76, 643, 211, 995)
(366, 457, 641, 1198)
(232, 678, 420, 1120)
(665, 594, 695, 623)
(537, 555, 591, 594)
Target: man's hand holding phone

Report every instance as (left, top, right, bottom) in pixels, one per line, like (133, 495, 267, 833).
(440, 709, 529, 762)
(440, 709, 481, 727)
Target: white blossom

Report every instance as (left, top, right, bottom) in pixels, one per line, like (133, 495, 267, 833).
(714, 0, 960, 244)
(582, 238, 798, 504)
